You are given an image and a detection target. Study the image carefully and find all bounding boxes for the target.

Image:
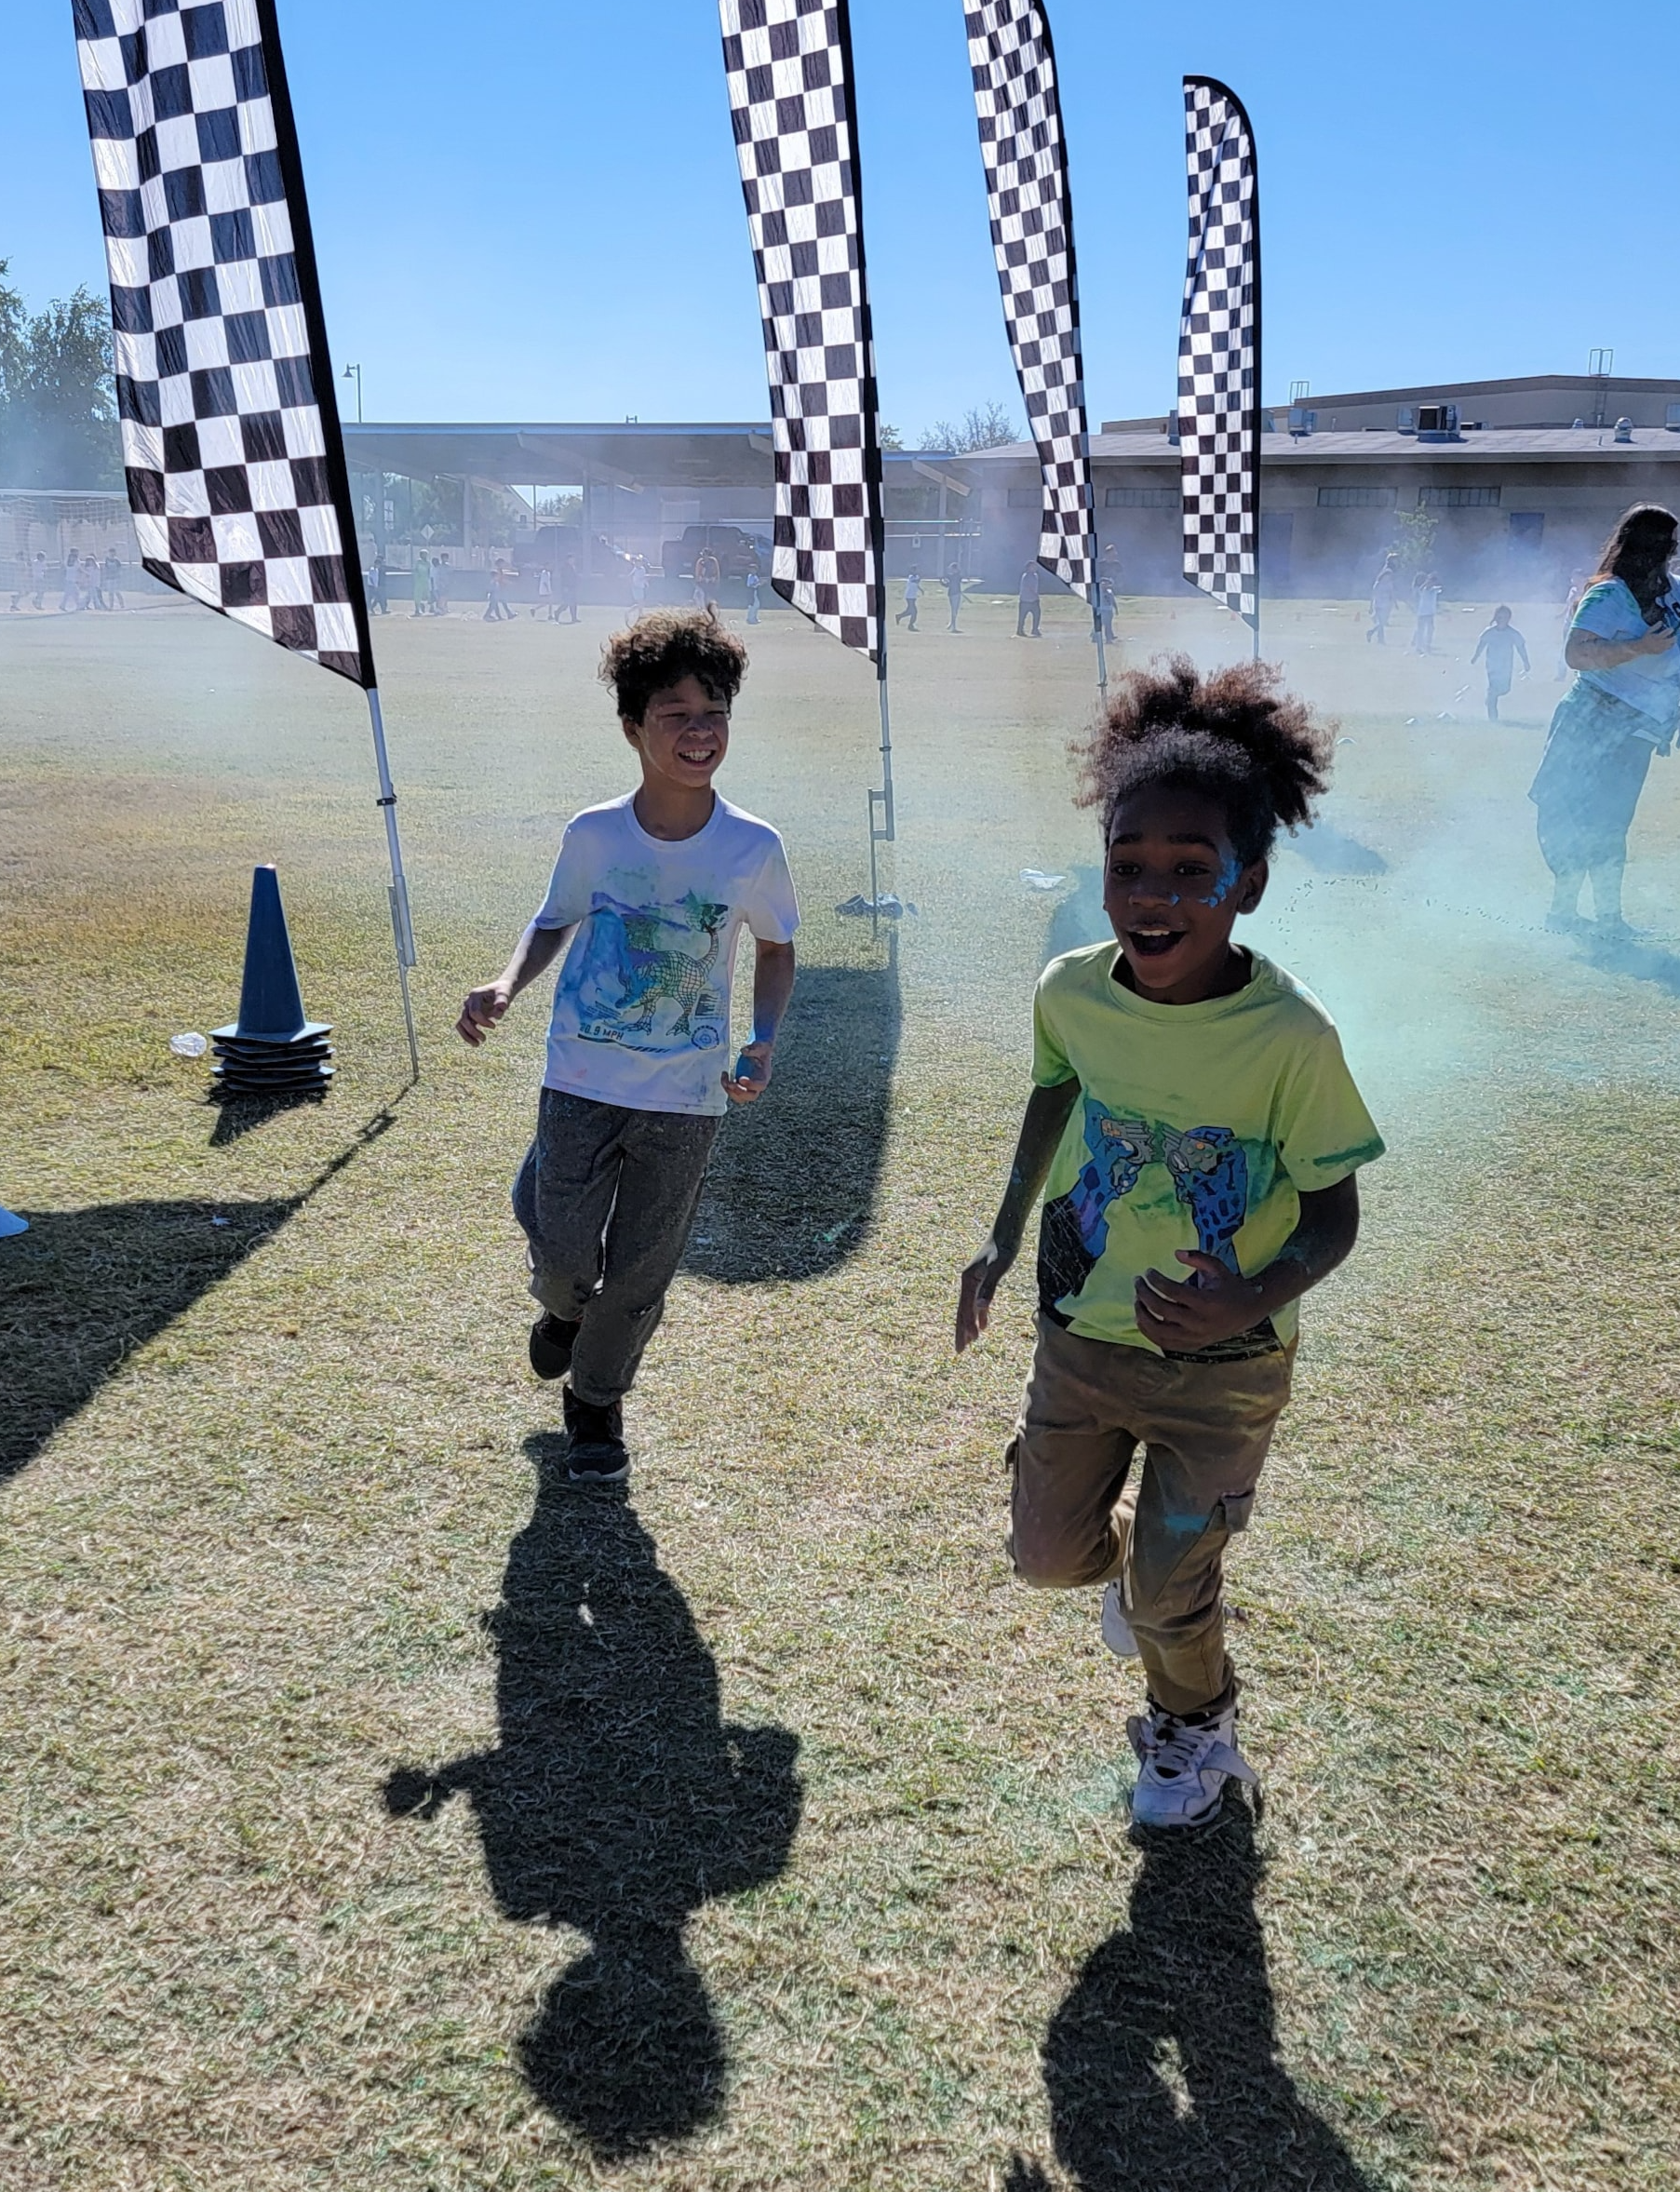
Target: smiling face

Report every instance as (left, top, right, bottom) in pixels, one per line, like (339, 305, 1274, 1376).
(1103, 785, 1268, 1004)
(624, 673, 732, 790)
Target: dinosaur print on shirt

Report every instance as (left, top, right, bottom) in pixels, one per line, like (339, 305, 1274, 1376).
(562, 890, 732, 1055)
(531, 791, 800, 1116)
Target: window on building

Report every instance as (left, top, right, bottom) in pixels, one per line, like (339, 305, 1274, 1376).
(1103, 486, 1180, 508)
(1315, 486, 1397, 508)
(1509, 511, 1545, 546)
(1418, 485, 1501, 507)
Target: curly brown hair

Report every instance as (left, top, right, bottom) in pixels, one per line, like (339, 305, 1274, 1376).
(598, 608, 749, 723)
(1075, 654, 1335, 866)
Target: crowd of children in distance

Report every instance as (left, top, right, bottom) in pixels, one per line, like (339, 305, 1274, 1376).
(7, 546, 126, 612)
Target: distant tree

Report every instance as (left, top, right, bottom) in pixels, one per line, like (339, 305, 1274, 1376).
(536, 490, 585, 524)
(918, 400, 1019, 454)
(1390, 506, 1438, 575)
(0, 262, 26, 391)
(878, 422, 904, 451)
(0, 262, 120, 489)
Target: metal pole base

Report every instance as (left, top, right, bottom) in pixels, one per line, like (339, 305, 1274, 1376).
(393, 933, 421, 1085)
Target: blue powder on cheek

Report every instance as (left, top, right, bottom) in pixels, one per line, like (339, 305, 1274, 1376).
(1203, 856, 1242, 908)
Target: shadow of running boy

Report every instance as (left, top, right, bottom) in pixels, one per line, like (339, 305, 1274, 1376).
(383, 1439, 802, 2158)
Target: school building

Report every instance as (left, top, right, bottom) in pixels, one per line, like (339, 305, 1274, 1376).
(9, 375, 1677, 608)
(974, 374, 1680, 602)
(338, 421, 980, 598)
(338, 377, 1680, 607)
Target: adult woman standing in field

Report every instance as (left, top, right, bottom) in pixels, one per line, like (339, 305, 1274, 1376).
(1529, 504, 1680, 939)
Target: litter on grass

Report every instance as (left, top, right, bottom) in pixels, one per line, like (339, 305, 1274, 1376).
(1020, 868, 1066, 890)
(169, 1032, 208, 1058)
(836, 894, 918, 918)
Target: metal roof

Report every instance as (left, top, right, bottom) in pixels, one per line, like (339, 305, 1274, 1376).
(953, 428, 1680, 469)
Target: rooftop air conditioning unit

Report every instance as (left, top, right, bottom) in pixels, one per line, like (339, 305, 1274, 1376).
(1417, 403, 1461, 443)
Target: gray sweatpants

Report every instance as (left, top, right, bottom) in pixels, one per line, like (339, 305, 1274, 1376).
(512, 1088, 720, 1406)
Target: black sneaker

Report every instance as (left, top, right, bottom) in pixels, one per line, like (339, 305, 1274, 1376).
(561, 1385, 629, 1482)
(529, 1312, 581, 1381)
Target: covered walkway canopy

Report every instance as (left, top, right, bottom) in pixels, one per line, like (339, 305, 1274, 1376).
(339, 422, 976, 576)
(343, 420, 778, 495)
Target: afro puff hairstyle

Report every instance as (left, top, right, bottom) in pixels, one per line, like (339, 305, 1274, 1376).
(598, 607, 749, 724)
(1075, 653, 1336, 867)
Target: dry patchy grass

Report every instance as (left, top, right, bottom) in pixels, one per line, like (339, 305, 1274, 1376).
(1, 594, 1678, 2188)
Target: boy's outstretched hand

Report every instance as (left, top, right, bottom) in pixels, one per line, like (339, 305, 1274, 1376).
(956, 1240, 1013, 1352)
(456, 981, 513, 1046)
(1135, 1251, 1266, 1350)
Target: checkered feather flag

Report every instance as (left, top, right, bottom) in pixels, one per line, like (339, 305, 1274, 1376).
(719, 0, 884, 661)
(73, 0, 371, 686)
(965, 0, 1094, 597)
(1179, 76, 1259, 628)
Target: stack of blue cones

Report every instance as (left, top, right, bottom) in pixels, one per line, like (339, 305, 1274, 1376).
(210, 866, 335, 1099)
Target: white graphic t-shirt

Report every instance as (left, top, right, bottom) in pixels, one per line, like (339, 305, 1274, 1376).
(531, 792, 800, 1117)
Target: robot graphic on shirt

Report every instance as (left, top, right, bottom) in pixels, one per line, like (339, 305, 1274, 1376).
(1038, 1099, 1250, 1313)
(1066, 1102, 1152, 1259)
(1161, 1124, 1249, 1274)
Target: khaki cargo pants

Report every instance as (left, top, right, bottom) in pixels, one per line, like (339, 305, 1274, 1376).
(1008, 1314, 1294, 1717)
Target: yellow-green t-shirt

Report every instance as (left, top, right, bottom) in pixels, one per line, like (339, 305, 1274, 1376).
(1032, 944, 1384, 1354)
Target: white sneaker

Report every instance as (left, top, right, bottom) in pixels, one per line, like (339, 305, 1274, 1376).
(1127, 1701, 1257, 1828)
(1100, 1581, 1139, 1660)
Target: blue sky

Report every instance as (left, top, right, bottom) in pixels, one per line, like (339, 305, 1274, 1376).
(1, 0, 1667, 434)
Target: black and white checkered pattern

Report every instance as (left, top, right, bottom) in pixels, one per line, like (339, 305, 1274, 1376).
(74, 0, 370, 685)
(719, 0, 882, 659)
(1179, 77, 1258, 626)
(965, 0, 1094, 597)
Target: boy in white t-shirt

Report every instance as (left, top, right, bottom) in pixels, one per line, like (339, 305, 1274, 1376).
(457, 610, 799, 1479)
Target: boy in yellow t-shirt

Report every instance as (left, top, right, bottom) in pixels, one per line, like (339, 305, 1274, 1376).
(956, 656, 1384, 1829)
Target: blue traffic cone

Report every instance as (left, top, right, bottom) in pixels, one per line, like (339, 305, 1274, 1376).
(0, 1206, 27, 1239)
(209, 865, 334, 1097)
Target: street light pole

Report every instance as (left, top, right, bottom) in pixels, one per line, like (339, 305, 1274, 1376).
(343, 361, 363, 424)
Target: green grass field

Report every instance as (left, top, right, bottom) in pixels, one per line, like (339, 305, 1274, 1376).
(2, 587, 1678, 2189)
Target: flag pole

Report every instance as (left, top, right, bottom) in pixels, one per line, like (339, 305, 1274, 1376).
(867, 627, 895, 940)
(1092, 583, 1109, 697)
(1249, 74, 1263, 667)
(365, 687, 420, 1083)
